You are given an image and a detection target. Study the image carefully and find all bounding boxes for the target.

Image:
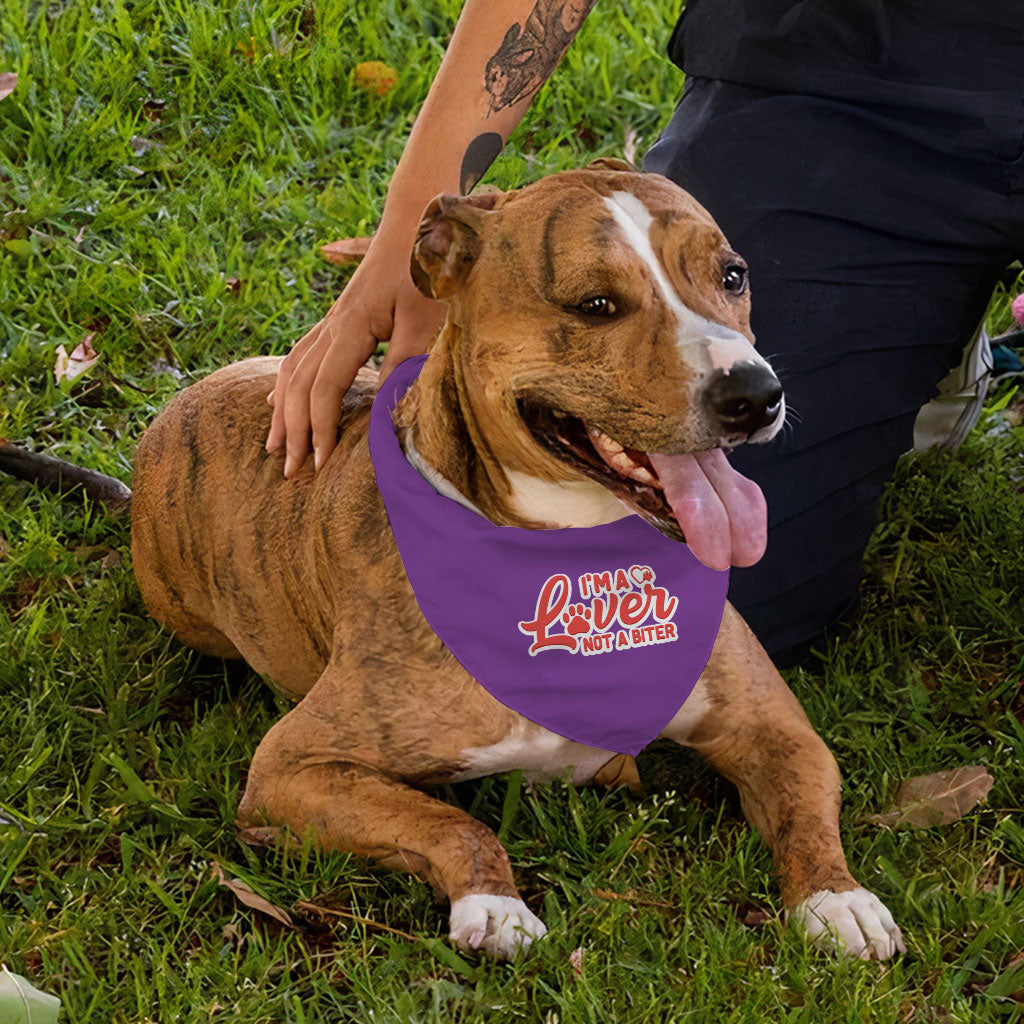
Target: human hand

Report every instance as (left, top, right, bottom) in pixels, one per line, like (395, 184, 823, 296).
(266, 245, 446, 477)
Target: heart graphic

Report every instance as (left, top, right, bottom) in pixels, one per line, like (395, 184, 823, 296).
(629, 564, 655, 587)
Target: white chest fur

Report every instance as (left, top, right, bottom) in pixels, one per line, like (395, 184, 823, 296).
(454, 676, 712, 784)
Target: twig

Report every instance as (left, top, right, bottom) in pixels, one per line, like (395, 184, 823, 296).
(293, 901, 420, 942)
(0, 441, 131, 511)
(588, 888, 677, 911)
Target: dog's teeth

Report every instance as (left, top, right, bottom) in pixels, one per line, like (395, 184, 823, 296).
(625, 464, 658, 486)
(588, 428, 624, 457)
(587, 428, 658, 486)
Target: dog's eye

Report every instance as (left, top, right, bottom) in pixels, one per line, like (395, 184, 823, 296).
(722, 264, 748, 295)
(575, 296, 617, 316)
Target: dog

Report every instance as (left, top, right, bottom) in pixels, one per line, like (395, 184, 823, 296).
(122, 163, 904, 960)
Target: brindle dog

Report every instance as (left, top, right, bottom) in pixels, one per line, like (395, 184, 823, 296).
(128, 165, 903, 960)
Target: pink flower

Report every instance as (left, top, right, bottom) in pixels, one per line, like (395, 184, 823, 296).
(1012, 293, 1024, 328)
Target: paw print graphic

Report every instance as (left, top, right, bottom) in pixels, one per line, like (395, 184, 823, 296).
(561, 604, 592, 636)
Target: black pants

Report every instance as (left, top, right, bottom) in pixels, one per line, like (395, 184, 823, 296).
(645, 78, 1024, 661)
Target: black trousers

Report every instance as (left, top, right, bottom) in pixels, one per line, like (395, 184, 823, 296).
(645, 78, 1024, 661)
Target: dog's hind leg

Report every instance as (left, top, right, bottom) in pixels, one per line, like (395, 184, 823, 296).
(663, 604, 904, 960)
(238, 686, 546, 960)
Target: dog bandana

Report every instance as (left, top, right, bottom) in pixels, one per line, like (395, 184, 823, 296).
(369, 356, 729, 756)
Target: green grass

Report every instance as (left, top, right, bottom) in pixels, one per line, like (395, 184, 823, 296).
(1, 1, 1022, 1021)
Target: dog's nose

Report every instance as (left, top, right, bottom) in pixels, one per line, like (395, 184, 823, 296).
(704, 363, 784, 438)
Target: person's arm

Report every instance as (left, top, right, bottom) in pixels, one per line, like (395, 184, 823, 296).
(267, 0, 596, 477)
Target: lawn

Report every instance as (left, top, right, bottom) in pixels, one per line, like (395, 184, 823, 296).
(0, 1, 1022, 1021)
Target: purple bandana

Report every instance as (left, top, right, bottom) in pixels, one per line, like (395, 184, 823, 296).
(369, 356, 729, 756)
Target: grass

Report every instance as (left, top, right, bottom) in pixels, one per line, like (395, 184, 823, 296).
(1, 0, 1022, 1020)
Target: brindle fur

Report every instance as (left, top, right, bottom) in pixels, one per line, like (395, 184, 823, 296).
(132, 168, 862, 931)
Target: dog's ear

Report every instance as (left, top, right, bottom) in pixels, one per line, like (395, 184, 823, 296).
(585, 157, 635, 173)
(411, 193, 501, 299)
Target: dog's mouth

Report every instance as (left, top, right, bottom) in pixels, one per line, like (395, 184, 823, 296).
(519, 400, 767, 569)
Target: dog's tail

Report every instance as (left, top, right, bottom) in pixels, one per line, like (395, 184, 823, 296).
(0, 441, 131, 511)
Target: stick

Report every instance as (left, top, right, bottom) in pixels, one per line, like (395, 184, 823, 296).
(0, 441, 131, 511)
(293, 901, 421, 942)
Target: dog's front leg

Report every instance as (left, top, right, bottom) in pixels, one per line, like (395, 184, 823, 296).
(663, 604, 904, 959)
(237, 673, 546, 960)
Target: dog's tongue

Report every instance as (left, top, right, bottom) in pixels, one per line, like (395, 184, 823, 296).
(648, 450, 767, 570)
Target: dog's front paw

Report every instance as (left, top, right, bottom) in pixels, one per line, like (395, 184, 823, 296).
(789, 887, 905, 960)
(449, 894, 547, 960)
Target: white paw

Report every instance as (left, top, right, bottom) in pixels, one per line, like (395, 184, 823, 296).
(449, 894, 547, 960)
(789, 887, 905, 960)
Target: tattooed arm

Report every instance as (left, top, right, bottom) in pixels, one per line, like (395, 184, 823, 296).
(267, 0, 596, 477)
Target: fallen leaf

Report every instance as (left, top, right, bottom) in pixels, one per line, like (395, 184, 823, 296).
(0, 73, 16, 102)
(0, 966, 61, 1024)
(867, 766, 994, 829)
(570, 947, 584, 977)
(213, 863, 294, 928)
(129, 135, 162, 156)
(54, 333, 100, 386)
(236, 825, 282, 848)
(320, 237, 373, 265)
(352, 61, 398, 97)
(140, 97, 166, 121)
(74, 544, 108, 564)
(740, 905, 772, 928)
(101, 550, 122, 569)
(151, 357, 183, 380)
(0, 534, 8, 560)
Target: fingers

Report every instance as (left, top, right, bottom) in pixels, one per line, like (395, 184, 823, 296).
(266, 324, 320, 455)
(267, 262, 444, 477)
(280, 326, 376, 478)
(309, 327, 379, 471)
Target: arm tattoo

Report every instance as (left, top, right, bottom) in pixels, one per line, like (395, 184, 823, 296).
(460, 132, 504, 193)
(484, 0, 596, 114)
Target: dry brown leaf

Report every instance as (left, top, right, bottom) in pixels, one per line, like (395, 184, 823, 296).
(101, 550, 123, 569)
(212, 863, 294, 928)
(236, 825, 282, 848)
(0, 73, 16, 102)
(741, 906, 772, 928)
(140, 97, 166, 121)
(320, 237, 373, 265)
(54, 333, 100, 385)
(867, 766, 994, 829)
(74, 544, 109, 564)
(0, 534, 8, 560)
(569, 947, 584, 978)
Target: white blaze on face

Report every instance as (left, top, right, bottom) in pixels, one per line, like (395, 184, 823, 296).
(598, 190, 784, 569)
(603, 191, 771, 379)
